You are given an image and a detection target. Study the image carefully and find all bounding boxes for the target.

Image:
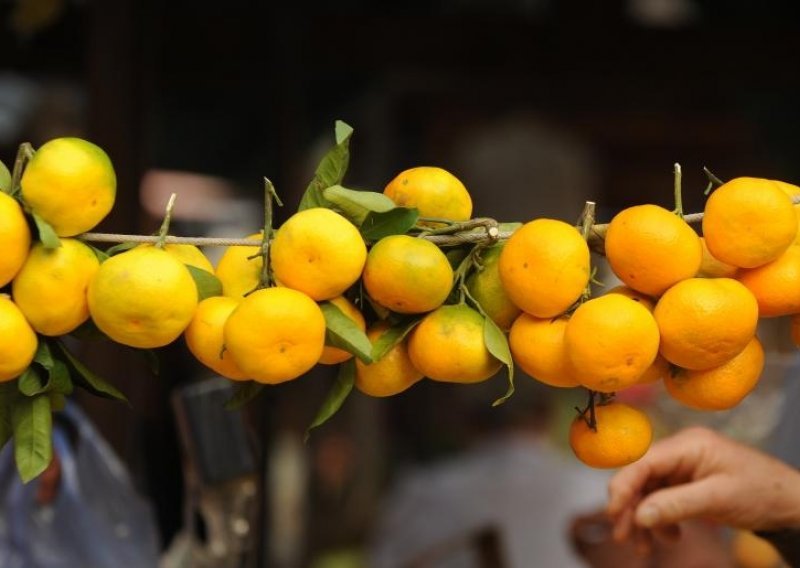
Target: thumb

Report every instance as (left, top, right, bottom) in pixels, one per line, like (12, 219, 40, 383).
(635, 479, 719, 528)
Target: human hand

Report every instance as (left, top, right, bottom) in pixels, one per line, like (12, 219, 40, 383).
(607, 427, 800, 545)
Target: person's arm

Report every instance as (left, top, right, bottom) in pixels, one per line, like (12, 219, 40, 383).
(606, 427, 800, 563)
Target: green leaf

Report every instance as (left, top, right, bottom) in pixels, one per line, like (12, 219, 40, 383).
(12, 394, 52, 483)
(49, 360, 73, 395)
(360, 207, 420, 242)
(0, 160, 11, 193)
(484, 317, 515, 406)
(298, 121, 353, 211)
(498, 222, 522, 234)
(18, 360, 71, 397)
(142, 349, 160, 376)
(320, 301, 373, 364)
(225, 381, 265, 410)
(49, 393, 67, 411)
(323, 185, 395, 225)
(371, 318, 421, 362)
(32, 213, 61, 249)
(55, 341, 128, 403)
(89, 245, 110, 263)
(305, 359, 355, 442)
(18, 367, 45, 396)
(33, 341, 55, 370)
(186, 265, 223, 300)
(0, 383, 18, 451)
(106, 241, 138, 256)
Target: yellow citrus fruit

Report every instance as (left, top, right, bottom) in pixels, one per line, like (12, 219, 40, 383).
(139, 243, 214, 273)
(355, 322, 423, 397)
(383, 166, 472, 222)
(408, 304, 501, 383)
(184, 296, 248, 381)
(12, 239, 100, 336)
(88, 246, 198, 348)
(732, 530, 785, 568)
(664, 337, 764, 411)
(569, 402, 653, 469)
(270, 208, 367, 301)
(636, 354, 671, 384)
(0, 294, 37, 382)
(499, 219, 590, 318)
(363, 234, 453, 314)
(697, 236, 738, 278)
(654, 278, 758, 370)
(20, 137, 116, 236)
(777, 179, 800, 246)
(509, 314, 579, 388)
(215, 232, 262, 298)
(703, 177, 797, 268)
(564, 294, 660, 393)
(465, 243, 520, 330)
(0, 192, 31, 287)
(738, 245, 800, 317)
(319, 296, 366, 365)
(604, 285, 655, 311)
(604, 204, 702, 296)
(224, 287, 325, 384)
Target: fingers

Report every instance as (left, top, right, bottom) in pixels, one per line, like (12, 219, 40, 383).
(634, 478, 718, 528)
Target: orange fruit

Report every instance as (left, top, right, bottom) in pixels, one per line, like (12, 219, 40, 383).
(383, 166, 472, 222)
(664, 337, 764, 411)
(499, 219, 590, 318)
(776, 179, 800, 246)
(636, 354, 671, 385)
(604, 204, 702, 296)
(465, 243, 521, 330)
(564, 294, 660, 393)
(703, 177, 797, 268)
(139, 243, 214, 274)
(732, 530, 786, 568)
(224, 287, 325, 384)
(355, 322, 423, 397)
(0, 294, 38, 382)
(0, 192, 31, 287)
(362, 235, 453, 314)
(508, 314, 579, 388)
(319, 296, 366, 365)
(603, 285, 655, 311)
(408, 304, 502, 383)
(737, 245, 800, 317)
(654, 278, 759, 370)
(215, 232, 262, 298)
(270, 208, 367, 301)
(697, 236, 738, 278)
(184, 296, 248, 381)
(569, 402, 653, 469)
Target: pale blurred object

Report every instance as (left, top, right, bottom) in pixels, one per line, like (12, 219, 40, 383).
(10, 0, 66, 38)
(626, 0, 698, 28)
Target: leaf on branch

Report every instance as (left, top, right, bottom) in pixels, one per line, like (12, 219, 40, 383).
(0, 160, 11, 194)
(298, 121, 354, 211)
(484, 317, 515, 406)
(225, 381, 265, 411)
(32, 213, 61, 250)
(105, 241, 138, 256)
(89, 245, 110, 263)
(305, 359, 355, 442)
(322, 185, 395, 226)
(0, 383, 18, 452)
(18, 366, 45, 396)
(360, 207, 420, 242)
(320, 301, 373, 364)
(12, 393, 52, 483)
(55, 341, 128, 403)
(371, 318, 421, 362)
(186, 265, 223, 300)
(33, 341, 55, 370)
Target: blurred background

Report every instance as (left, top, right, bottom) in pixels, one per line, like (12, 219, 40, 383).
(2, 0, 800, 566)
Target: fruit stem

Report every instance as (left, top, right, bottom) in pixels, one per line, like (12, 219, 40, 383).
(452, 244, 486, 306)
(703, 166, 725, 196)
(673, 162, 684, 218)
(577, 202, 596, 304)
(417, 217, 499, 238)
(256, 178, 283, 290)
(9, 142, 35, 197)
(155, 193, 177, 248)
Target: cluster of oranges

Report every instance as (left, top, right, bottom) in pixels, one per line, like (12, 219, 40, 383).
(2, 133, 799, 477)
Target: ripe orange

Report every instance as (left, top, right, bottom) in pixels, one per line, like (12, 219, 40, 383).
(270, 208, 367, 301)
(604, 204, 702, 296)
(564, 294, 660, 393)
(362, 235, 453, 314)
(140, 243, 214, 274)
(664, 337, 764, 411)
(215, 232, 262, 298)
(508, 314, 579, 388)
(697, 236, 738, 278)
(383, 166, 472, 222)
(737, 245, 800, 317)
(355, 322, 423, 397)
(603, 285, 655, 311)
(465, 243, 521, 330)
(499, 219, 590, 318)
(408, 304, 502, 383)
(0, 192, 31, 287)
(224, 287, 325, 384)
(732, 530, 785, 568)
(184, 296, 248, 381)
(319, 296, 366, 365)
(776, 179, 800, 245)
(654, 278, 758, 370)
(569, 402, 653, 469)
(636, 354, 671, 385)
(703, 177, 797, 268)
(0, 294, 37, 382)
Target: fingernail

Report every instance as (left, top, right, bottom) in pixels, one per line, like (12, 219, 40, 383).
(637, 505, 659, 527)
